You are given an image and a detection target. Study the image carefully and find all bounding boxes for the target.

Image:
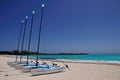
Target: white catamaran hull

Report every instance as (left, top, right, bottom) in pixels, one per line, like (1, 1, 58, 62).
(21, 66, 36, 72)
(8, 61, 27, 66)
(7, 62, 20, 67)
(15, 64, 26, 69)
(31, 67, 65, 76)
(15, 62, 36, 70)
(21, 64, 48, 72)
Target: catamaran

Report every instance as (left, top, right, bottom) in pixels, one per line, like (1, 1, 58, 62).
(22, 3, 65, 75)
(7, 19, 25, 67)
(8, 3, 66, 76)
(15, 10, 35, 69)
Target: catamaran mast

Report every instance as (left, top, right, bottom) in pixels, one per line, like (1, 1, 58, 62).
(36, 3, 45, 67)
(16, 20, 24, 62)
(20, 16, 28, 63)
(26, 11, 35, 65)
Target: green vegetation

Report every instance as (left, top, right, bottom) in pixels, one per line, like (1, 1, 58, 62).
(0, 51, 89, 55)
(41, 53, 89, 55)
(0, 50, 37, 55)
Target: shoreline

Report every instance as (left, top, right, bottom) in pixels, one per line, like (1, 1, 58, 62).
(54, 59, 120, 66)
(4, 55, 120, 66)
(1, 55, 120, 80)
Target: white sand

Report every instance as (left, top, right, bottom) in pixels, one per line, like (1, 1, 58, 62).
(0, 55, 120, 80)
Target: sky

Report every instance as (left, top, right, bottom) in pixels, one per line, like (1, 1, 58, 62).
(0, 0, 120, 53)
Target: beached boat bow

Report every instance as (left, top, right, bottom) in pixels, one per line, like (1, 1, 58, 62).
(31, 66, 65, 76)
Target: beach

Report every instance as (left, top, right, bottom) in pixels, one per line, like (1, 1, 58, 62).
(0, 55, 120, 80)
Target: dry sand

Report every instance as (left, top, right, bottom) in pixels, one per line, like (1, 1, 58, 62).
(0, 55, 120, 80)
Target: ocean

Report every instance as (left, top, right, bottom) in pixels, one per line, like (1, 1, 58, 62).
(27, 54, 120, 61)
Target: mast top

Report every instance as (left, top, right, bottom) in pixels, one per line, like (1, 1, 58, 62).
(32, 11, 35, 14)
(42, 3, 45, 8)
(21, 20, 24, 23)
(26, 16, 28, 19)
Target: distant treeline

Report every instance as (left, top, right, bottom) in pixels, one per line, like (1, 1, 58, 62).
(0, 51, 37, 55)
(0, 51, 89, 55)
(41, 53, 89, 55)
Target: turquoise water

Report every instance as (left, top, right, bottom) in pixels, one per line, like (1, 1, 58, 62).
(28, 54, 120, 61)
